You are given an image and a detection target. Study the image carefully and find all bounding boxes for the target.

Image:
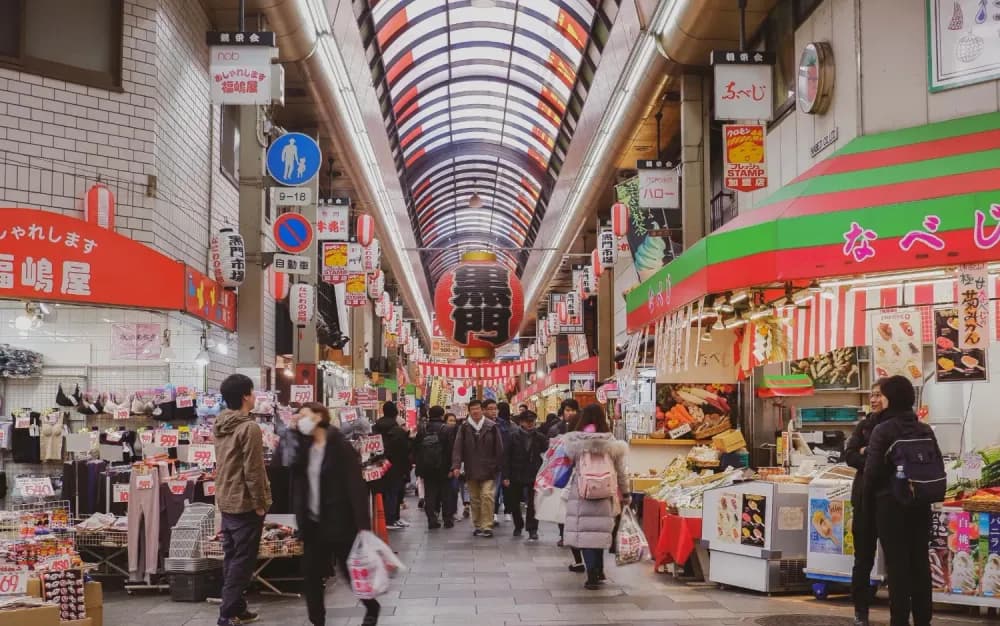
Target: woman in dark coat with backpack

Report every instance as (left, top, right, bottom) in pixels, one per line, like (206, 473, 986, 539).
(562, 404, 629, 590)
(290, 403, 380, 626)
(863, 375, 944, 626)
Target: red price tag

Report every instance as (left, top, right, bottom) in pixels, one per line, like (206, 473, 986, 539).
(361, 435, 384, 456)
(139, 431, 154, 446)
(14, 416, 29, 429)
(168, 480, 188, 495)
(157, 432, 179, 448)
(38, 555, 71, 571)
(16, 477, 54, 498)
(113, 483, 129, 503)
(113, 407, 130, 420)
(204, 481, 216, 497)
(0, 570, 27, 595)
(136, 475, 154, 490)
(188, 444, 216, 466)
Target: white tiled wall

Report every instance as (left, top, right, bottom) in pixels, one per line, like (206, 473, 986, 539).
(0, 0, 275, 385)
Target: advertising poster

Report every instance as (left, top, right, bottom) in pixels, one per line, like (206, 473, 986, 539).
(722, 123, 768, 193)
(321, 242, 348, 284)
(984, 514, 1000, 597)
(934, 306, 988, 383)
(569, 373, 595, 393)
(740, 494, 766, 548)
(930, 509, 951, 593)
(614, 176, 682, 281)
(957, 263, 990, 350)
(344, 273, 367, 307)
(716, 492, 741, 544)
(929, 0, 1000, 92)
(871, 309, 923, 384)
(842, 501, 855, 556)
(949, 511, 980, 595)
(789, 347, 861, 390)
(809, 498, 845, 555)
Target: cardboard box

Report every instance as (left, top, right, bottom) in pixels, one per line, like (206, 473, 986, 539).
(0, 604, 60, 626)
(630, 477, 661, 493)
(27, 576, 42, 598)
(60, 619, 92, 626)
(712, 429, 746, 453)
(87, 606, 102, 626)
(84, 582, 102, 608)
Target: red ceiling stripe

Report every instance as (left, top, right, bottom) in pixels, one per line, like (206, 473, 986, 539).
(386, 50, 414, 86)
(556, 9, 587, 52)
(528, 148, 548, 169)
(532, 126, 555, 150)
(405, 147, 426, 169)
(394, 85, 419, 118)
(400, 123, 423, 149)
(377, 8, 409, 49)
(540, 85, 566, 116)
(520, 177, 540, 198)
(547, 50, 576, 89)
(413, 178, 431, 197)
(537, 99, 561, 127)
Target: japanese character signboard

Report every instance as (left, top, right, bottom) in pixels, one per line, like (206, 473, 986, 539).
(184, 266, 238, 331)
(637, 161, 680, 209)
(598, 229, 617, 269)
(322, 242, 348, 284)
(550, 292, 583, 334)
(210, 228, 246, 288)
(272, 253, 313, 275)
(317, 200, 349, 241)
(928, 0, 1000, 92)
(110, 323, 162, 361)
(934, 306, 988, 384)
(347, 243, 364, 273)
(711, 50, 774, 121)
(209, 45, 275, 106)
(0, 208, 185, 310)
(345, 272, 367, 307)
(957, 263, 990, 351)
(723, 124, 768, 192)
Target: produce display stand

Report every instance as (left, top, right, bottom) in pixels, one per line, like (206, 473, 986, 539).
(802, 469, 885, 599)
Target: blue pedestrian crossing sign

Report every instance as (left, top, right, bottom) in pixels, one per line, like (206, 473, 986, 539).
(266, 132, 321, 186)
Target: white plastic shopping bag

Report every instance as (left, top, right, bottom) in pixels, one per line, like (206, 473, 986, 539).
(348, 530, 405, 599)
(614, 507, 649, 566)
(534, 486, 568, 524)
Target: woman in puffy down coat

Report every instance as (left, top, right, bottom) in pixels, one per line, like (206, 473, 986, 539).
(562, 404, 629, 590)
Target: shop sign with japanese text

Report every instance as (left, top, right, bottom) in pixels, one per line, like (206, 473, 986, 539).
(209, 44, 275, 105)
(723, 124, 768, 192)
(322, 242, 348, 284)
(711, 50, 774, 121)
(957, 263, 989, 351)
(637, 161, 680, 209)
(345, 272, 367, 306)
(316, 204, 349, 241)
(0, 208, 185, 310)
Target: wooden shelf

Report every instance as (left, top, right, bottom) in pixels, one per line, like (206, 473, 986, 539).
(629, 438, 704, 447)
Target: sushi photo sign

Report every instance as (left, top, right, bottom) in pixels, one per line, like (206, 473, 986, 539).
(934, 306, 988, 383)
(928, 0, 1000, 92)
(871, 309, 924, 385)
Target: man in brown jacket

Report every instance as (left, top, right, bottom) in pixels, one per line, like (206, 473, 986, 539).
(214, 374, 272, 626)
(451, 399, 504, 538)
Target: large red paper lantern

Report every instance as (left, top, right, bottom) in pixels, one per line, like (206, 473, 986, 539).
(611, 201, 629, 237)
(558, 300, 568, 324)
(84, 182, 115, 230)
(591, 248, 603, 278)
(357, 214, 375, 247)
(267, 266, 289, 301)
(433, 250, 524, 360)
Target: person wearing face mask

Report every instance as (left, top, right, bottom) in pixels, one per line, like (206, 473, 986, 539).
(844, 378, 889, 626)
(290, 403, 380, 626)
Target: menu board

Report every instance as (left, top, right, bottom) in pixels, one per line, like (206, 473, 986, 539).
(740, 494, 766, 548)
(871, 309, 923, 385)
(934, 306, 988, 383)
(716, 492, 741, 544)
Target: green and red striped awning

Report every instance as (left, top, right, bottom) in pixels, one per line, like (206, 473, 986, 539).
(626, 112, 1000, 332)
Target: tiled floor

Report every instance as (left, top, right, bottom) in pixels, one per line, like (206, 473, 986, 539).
(103, 506, 998, 626)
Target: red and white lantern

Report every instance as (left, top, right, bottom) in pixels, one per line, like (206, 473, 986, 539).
(591, 248, 603, 278)
(363, 238, 381, 272)
(210, 228, 246, 289)
(557, 300, 568, 324)
(357, 214, 375, 247)
(84, 182, 115, 230)
(598, 228, 617, 268)
(290, 283, 315, 326)
(367, 269, 384, 299)
(547, 314, 559, 335)
(611, 201, 629, 237)
(267, 266, 289, 301)
(380, 292, 392, 319)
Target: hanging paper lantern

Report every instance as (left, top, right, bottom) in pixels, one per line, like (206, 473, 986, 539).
(558, 300, 568, 324)
(210, 228, 246, 289)
(433, 250, 524, 360)
(380, 292, 392, 319)
(374, 295, 385, 318)
(357, 214, 375, 247)
(363, 238, 381, 272)
(591, 248, 603, 278)
(267, 266, 289, 301)
(598, 228, 617, 268)
(547, 314, 559, 335)
(84, 182, 116, 230)
(611, 202, 629, 237)
(566, 292, 581, 321)
(586, 264, 597, 295)
(367, 269, 384, 299)
(290, 283, 315, 326)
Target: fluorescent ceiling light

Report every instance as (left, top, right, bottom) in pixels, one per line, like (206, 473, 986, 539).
(820, 269, 946, 289)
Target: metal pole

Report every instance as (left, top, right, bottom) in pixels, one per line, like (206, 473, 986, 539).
(239, 0, 246, 33)
(738, 0, 747, 51)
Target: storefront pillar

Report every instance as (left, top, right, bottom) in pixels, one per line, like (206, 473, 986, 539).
(236, 105, 268, 384)
(680, 74, 707, 247)
(597, 270, 615, 381)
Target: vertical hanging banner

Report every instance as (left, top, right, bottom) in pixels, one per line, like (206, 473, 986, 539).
(316, 199, 349, 241)
(598, 228, 617, 269)
(321, 242, 348, 284)
(362, 239, 381, 272)
(957, 263, 989, 351)
(934, 306, 988, 383)
(710, 50, 775, 121)
(550, 292, 583, 334)
(723, 124, 768, 193)
(84, 183, 115, 231)
(615, 176, 682, 282)
(345, 273, 367, 307)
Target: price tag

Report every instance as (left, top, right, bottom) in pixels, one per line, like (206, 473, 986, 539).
(176, 386, 193, 409)
(168, 480, 188, 495)
(37, 555, 71, 571)
(113, 483, 129, 503)
(0, 429, 6, 448)
(336, 389, 353, 403)
(187, 444, 216, 466)
(157, 431, 179, 448)
(135, 475, 154, 490)
(340, 408, 359, 423)
(46, 412, 58, 424)
(106, 430, 123, 443)
(360, 434, 384, 457)
(14, 414, 30, 429)
(362, 463, 388, 482)
(668, 423, 692, 439)
(16, 477, 54, 498)
(114, 407, 130, 420)
(290, 385, 314, 404)
(203, 481, 216, 497)
(0, 569, 28, 595)
(139, 431, 154, 446)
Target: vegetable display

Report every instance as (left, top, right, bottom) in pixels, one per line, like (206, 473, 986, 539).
(655, 383, 736, 438)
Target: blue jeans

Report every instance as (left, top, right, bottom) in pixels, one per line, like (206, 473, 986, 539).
(382, 478, 404, 524)
(581, 548, 604, 575)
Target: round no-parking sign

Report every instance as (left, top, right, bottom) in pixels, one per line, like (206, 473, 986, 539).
(273, 212, 314, 254)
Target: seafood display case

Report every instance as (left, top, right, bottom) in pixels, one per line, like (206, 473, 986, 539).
(702, 480, 811, 593)
(803, 467, 886, 599)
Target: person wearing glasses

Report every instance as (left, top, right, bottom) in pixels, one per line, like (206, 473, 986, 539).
(843, 378, 889, 626)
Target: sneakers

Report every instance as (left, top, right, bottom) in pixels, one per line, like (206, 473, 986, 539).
(237, 611, 259, 624)
(481, 529, 494, 538)
(473, 529, 483, 537)
(428, 521, 441, 530)
(568, 563, 585, 573)
(397, 519, 411, 527)
(513, 528, 523, 538)
(387, 521, 406, 530)
(504, 514, 512, 523)
(528, 532, 539, 542)
(218, 614, 257, 626)
(443, 520, 454, 529)
(462, 505, 471, 518)
(417, 498, 425, 509)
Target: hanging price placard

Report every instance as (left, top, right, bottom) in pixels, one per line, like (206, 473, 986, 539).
(36, 555, 72, 571)
(176, 386, 194, 409)
(135, 475, 154, 490)
(113, 483, 129, 503)
(15, 477, 54, 498)
(14, 415, 30, 429)
(187, 444, 216, 466)
(156, 431, 179, 448)
(113, 407, 130, 420)
(204, 481, 216, 497)
(360, 434, 385, 457)
(0, 569, 28, 595)
(168, 480, 189, 495)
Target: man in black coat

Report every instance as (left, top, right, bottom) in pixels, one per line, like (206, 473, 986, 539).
(546, 398, 579, 439)
(502, 411, 548, 541)
(372, 402, 411, 529)
(415, 405, 456, 529)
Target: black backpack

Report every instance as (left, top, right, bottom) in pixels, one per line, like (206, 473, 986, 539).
(886, 435, 946, 505)
(416, 430, 446, 476)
